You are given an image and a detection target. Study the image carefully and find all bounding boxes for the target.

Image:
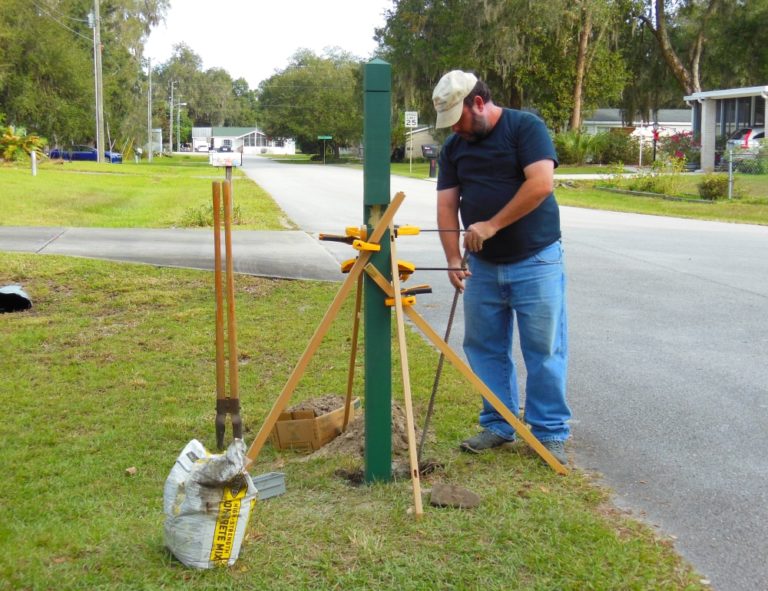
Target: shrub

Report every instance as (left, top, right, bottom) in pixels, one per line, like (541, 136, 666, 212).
(591, 131, 640, 165)
(697, 173, 730, 200)
(626, 158, 686, 195)
(0, 126, 47, 161)
(179, 202, 243, 227)
(736, 155, 768, 175)
(553, 131, 594, 165)
(659, 131, 700, 164)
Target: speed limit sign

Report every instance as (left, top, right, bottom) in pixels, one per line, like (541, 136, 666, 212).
(405, 111, 418, 128)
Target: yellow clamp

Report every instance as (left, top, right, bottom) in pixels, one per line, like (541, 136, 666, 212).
(384, 295, 416, 307)
(395, 225, 420, 236)
(346, 226, 367, 240)
(340, 258, 356, 273)
(352, 239, 380, 252)
(398, 260, 415, 281)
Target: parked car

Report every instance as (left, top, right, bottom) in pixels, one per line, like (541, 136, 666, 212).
(726, 127, 765, 150)
(194, 144, 209, 152)
(217, 145, 233, 152)
(49, 145, 123, 163)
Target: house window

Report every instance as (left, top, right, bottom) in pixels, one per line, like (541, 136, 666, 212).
(243, 133, 255, 147)
(737, 98, 752, 128)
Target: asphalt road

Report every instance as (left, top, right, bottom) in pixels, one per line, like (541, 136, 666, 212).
(241, 156, 768, 591)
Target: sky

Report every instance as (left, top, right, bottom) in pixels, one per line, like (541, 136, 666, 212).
(144, 0, 393, 89)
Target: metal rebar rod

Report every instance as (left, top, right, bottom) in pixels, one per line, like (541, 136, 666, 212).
(417, 251, 469, 464)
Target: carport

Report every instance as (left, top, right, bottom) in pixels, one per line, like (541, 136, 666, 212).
(685, 85, 768, 172)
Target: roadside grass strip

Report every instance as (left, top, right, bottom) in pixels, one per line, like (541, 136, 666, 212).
(0, 159, 291, 230)
(0, 253, 708, 590)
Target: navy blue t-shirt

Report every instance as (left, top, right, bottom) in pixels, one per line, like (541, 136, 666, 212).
(437, 108, 561, 263)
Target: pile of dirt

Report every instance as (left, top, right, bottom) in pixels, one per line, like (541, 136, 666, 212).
(286, 394, 348, 417)
(285, 396, 426, 459)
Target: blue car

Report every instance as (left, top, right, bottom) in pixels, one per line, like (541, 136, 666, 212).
(49, 145, 123, 163)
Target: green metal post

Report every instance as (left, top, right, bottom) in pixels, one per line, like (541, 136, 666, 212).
(363, 59, 392, 482)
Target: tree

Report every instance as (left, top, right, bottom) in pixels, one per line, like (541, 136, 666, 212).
(616, 12, 681, 123)
(0, 0, 168, 147)
(0, 0, 93, 143)
(635, 0, 720, 95)
(697, 0, 768, 88)
(231, 78, 259, 127)
(376, 0, 626, 131)
(375, 0, 476, 133)
(152, 45, 260, 130)
(257, 49, 364, 156)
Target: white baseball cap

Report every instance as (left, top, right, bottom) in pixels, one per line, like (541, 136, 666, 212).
(432, 70, 478, 128)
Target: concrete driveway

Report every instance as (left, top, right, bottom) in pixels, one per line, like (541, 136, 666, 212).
(242, 156, 768, 591)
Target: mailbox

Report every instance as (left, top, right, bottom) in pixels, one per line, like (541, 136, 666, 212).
(421, 144, 439, 158)
(422, 144, 440, 178)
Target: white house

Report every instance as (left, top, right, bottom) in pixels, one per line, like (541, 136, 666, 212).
(582, 108, 693, 137)
(404, 126, 439, 159)
(191, 127, 296, 155)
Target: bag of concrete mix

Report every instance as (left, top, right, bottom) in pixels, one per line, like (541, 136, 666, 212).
(163, 438, 257, 569)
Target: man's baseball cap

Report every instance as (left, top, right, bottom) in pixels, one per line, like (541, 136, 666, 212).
(432, 70, 478, 128)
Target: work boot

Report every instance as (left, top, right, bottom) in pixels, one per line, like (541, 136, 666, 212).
(541, 440, 568, 465)
(459, 430, 512, 454)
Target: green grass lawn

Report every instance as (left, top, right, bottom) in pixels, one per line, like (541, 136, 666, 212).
(557, 184, 768, 225)
(0, 253, 707, 590)
(0, 157, 292, 229)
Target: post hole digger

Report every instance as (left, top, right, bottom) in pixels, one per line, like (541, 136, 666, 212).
(212, 180, 242, 449)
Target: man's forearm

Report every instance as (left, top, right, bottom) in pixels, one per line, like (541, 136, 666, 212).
(437, 190, 462, 263)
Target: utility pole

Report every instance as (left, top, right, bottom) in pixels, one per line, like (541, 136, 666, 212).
(169, 81, 175, 153)
(147, 58, 153, 163)
(176, 100, 187, 152)
(92, 0, 105, 163)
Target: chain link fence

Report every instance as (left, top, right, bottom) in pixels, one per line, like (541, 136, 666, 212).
(714, 147, 767, 199)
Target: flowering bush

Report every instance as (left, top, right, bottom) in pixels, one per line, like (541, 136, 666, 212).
(660, 131, 700, 163)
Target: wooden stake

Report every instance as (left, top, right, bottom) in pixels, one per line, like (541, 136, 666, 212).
(388, 223, 424, 518)
(212, 183, 226, 401)
(343, 275, 363, 430)
(223, 181, 239, 401)
(404, 308, 568, 475)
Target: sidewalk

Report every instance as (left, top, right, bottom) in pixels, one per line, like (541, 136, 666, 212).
(0, 226, 341, 282)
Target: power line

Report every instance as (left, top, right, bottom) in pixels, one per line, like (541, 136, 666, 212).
(31, 1, 91, 42)
(33, 0, 89, 22)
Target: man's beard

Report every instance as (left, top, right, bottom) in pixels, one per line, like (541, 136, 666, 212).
(458, 112, 493, 143)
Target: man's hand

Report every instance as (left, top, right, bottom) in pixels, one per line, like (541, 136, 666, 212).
(447, 255, 471, 291)
(464, 221, 497, 252)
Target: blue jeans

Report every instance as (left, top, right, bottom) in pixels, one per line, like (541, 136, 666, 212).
(463, 241, 570, 442)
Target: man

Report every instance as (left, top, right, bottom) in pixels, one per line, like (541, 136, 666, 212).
(433, 70, 570, 465)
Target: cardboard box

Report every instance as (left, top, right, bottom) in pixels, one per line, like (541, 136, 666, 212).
(270, 397, 360, 452)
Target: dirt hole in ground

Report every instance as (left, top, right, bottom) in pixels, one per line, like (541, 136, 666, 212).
(289, 395, 425, 459)
(285, 395, 444, 481)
